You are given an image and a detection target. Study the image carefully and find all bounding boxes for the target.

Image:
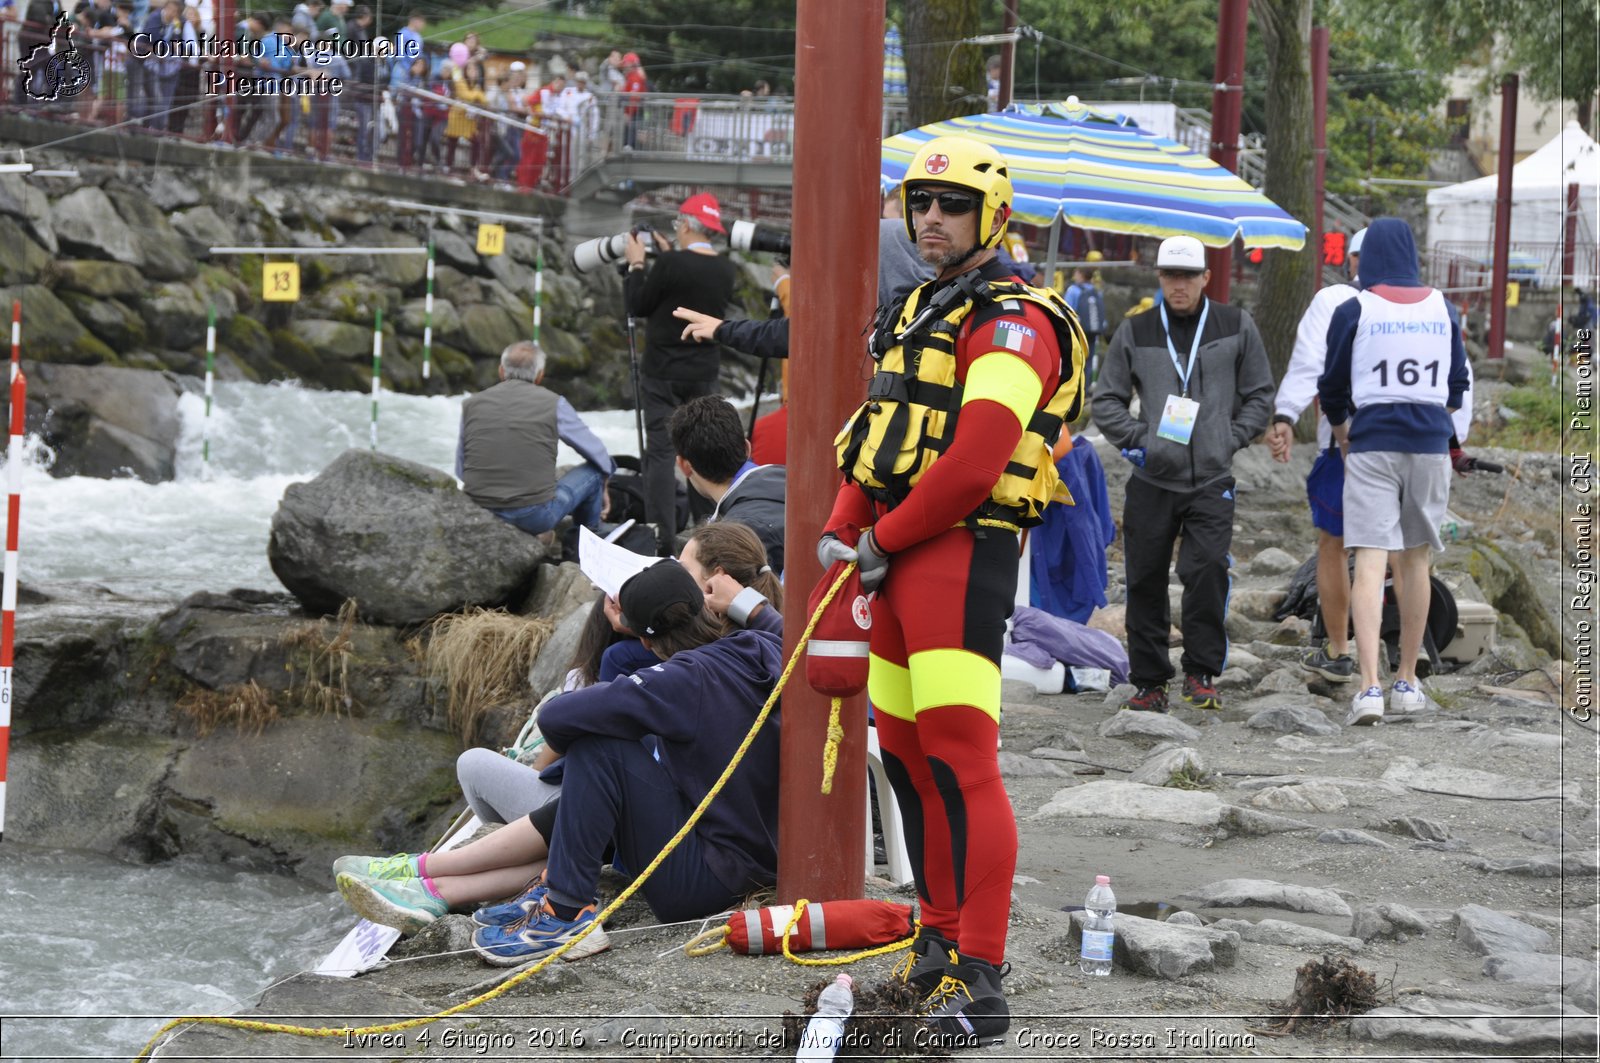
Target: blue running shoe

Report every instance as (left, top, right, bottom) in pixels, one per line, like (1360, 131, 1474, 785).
(472, 898, 609, 966)
(471, 879, 549, 928)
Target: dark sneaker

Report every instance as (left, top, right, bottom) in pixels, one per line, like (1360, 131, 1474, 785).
(1302, 642, 1356, 683)
(1120, 685, 1168, 714)
(1181, 674, 1222, 710)
(470, 877, 549, 928)
(923, 952, 1011, 1042)
(891, 926, 958, 995)
(471, 897, 609, 966)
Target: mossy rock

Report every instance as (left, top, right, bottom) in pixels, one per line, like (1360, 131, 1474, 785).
(271, 327, 326, 383)
(541, 326, 588, 375)
(428, 342, 474, 387)
(192, 264, 246, 320)
(121, 351, 173, 372)
(104, 187, 196, 282)
(222, 313, 274, 365)
(432, 264, 479, 306)
(58, 291, 148, 350)
(50, 259, 146, 300)
(457, 303, 525, 359)
(140, 281, 210, 349)
(380, 339, 420, 393)
(348, 226, 428, 290)
(395, 296, 460, 339)
(1462, 539, 1561, 657)
(0, 283, 117, 365)
(0, 217, 51, 287)
(315, 276, 399, 326)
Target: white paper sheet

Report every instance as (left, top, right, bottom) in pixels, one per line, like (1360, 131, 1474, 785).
(578, 524, 662, 599)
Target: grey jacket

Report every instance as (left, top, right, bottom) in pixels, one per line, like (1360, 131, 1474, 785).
(1090, 299, 1274, 492)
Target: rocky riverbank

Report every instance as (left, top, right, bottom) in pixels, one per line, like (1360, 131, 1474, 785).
(8, 428, 1591, 1060)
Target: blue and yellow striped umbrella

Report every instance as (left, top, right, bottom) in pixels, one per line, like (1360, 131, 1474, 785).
(883, 25, 907, 98)
(881, 99, 1306, 250)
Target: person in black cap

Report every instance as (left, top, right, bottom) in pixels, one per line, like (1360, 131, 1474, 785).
(467, 559, 785, 965)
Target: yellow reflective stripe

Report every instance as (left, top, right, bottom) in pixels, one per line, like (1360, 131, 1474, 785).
(961, 352, 1044, 429)
(908, 648, 1002, 722)
(868, 653, 914, 722)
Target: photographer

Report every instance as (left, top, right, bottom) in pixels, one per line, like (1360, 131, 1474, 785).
(623, 192, 737, 555)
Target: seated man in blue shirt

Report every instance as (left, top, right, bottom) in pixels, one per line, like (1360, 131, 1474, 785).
(456, 341, 616, 536)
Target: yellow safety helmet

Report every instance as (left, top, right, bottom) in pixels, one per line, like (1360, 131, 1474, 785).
(900, 135, 1012, 250)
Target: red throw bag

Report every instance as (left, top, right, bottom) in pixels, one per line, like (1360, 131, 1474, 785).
(725, 899, 914, 955)
(805, 559, 871, 697)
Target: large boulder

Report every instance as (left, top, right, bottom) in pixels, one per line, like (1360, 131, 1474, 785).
(291, 318, 374, 362)
(2, 284, 116, 365)
(50, 259, 147, 299)
(26, 363, 188, 481)
(267, 449, 548, 625)
(0, 217, 51, 286)
(57, 291, 148, 350)
(106, 187, 196, 281)
(50, 186, 145, 268)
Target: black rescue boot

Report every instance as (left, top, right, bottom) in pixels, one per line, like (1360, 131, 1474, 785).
(891, 926, 958, 995)
(923, 950, 1011, 1044)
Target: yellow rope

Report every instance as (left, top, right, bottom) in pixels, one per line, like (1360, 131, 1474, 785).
(778, 899, 917, 967)
(132, 562, 859, 1063)
(682, 925, 731, 956)
(819, 696, 844, 794)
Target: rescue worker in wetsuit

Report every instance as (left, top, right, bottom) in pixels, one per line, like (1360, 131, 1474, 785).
(819, 135, 1085, 1041)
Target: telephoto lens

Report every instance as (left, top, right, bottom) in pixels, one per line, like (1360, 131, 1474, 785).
(571, 223, 657, 274)
(729, 220, 792, 257)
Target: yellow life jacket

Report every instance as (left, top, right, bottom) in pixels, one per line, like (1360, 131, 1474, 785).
(835, 271, 1087, 529)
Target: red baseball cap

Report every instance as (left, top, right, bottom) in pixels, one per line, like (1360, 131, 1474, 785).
(679, 192, 725, 234)
(622, 52, 641, 66)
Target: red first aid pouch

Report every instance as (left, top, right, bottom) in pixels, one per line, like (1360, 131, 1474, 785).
(805, 559, 872, 697)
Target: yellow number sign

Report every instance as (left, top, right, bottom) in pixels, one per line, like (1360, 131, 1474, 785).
(1505, 280, 1520, 308)
(477, 223, 506, 256)
(264, 261, 301, 302)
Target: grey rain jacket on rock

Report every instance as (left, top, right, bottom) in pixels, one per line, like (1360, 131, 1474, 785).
(1090, 299, 1274, 492)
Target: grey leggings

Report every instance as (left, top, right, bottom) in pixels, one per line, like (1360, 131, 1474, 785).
(457, 747, 561, 825)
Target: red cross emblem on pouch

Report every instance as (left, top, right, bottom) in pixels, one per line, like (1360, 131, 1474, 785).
(925, 154, 949, 175)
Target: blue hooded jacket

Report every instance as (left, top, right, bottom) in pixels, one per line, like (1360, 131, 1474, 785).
(1318, 217, 1468, 454)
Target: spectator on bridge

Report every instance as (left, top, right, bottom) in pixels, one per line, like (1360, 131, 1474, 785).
(290, 0, 321, 41)
(417, 58, 452, 168)
(343, 4, 378, 162)
(314, 0, 346, 40)
(392, 10, 424, 77)
(231, 13, 272, 143)
(75, 0, 123, 123)
(389, 52, 427, 168)
(165, 0, 203, 135)
(257, 15, 299, 152)
(621, 51, 647, 149)
(444, 57, 485, 175)
(455, 341, 617, 538)
(304, 36, 349, 160)
(601, 49, 625, 93)
(138, 0, 181, 128)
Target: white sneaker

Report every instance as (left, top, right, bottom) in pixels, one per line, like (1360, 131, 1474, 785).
(1346, 685, 1385, 727)
(1389, 679, 1426, 714)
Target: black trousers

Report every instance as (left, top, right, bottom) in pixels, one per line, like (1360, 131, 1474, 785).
(1122, 474, 1234, 687)
(640, 375, 715, 554)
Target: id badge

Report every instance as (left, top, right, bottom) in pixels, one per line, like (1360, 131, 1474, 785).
(1157, 396, 1200, 445)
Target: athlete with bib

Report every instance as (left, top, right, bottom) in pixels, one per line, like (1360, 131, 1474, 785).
(1317, 217, 1469, 726)
(820, 135, 1086, 1041)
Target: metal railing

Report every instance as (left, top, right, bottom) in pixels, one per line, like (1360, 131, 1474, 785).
(1428, 240, 1597, 292)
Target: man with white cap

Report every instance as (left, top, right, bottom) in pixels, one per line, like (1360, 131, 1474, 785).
(1267, 227, 1365, 683)
(1091, 235, 1274, 714)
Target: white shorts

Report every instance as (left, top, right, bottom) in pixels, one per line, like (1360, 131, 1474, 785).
(1341, 450, 1450, 552)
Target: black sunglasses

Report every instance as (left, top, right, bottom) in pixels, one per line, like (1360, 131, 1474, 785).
(906, 188, 980, 215)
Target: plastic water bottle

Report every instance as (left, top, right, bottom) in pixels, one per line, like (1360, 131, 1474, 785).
(795, 973, 854, 1062)
(1079, 875, 1116, 976)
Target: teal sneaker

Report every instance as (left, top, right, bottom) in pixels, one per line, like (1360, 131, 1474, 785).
(332, 853, 419, 882)
(336, 872, 447, 935)
(471, 898, 609, 966)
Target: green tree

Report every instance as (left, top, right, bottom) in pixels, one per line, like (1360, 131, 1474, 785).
(1251, 0, 1318, 381)
(606, 0, 797, 93)
(901, 0, 986, 126)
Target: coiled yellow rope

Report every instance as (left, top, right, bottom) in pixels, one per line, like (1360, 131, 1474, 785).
(819, 697, 844, 793)
(777, 900, 917, 967)
(132, 562, 859, 1063)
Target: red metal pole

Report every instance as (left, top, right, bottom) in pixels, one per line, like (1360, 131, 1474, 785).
(1311, 26, 1328, 258)
(997, 0, 1018, 109)
(0, 370, 24, 842)
(776, 0, 881, 903)
(1205, 0, 1247, 302)
(1487, 73, 1518, 361)
(218, 0, 237, 143)
(1565, 181, 1580, 286)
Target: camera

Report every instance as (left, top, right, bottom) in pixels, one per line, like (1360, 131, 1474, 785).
(729, 220, 791, 259)
(571, 223, 656, 275)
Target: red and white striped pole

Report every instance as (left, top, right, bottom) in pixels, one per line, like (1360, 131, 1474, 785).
(10, 300, 19, 383)
(1, 370, 24, 841)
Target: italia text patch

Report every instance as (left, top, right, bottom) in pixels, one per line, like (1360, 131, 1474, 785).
(995, 319, 1037, 353)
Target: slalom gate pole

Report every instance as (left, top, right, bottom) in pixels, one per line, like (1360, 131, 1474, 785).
(533, 244, 543, 345)
(0, 370, 24, 841)
(9, 300, 17, 383)
(370, 308, 382, 450)
(203, 305, 215, 464)
(422, 241, 434, 381)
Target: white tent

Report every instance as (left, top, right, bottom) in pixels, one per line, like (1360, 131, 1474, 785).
(1426, 120, 1599, 287)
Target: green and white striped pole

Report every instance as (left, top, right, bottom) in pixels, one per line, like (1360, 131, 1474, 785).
(370, 307, 382, 450)
(533, 243, 543, 345)
(422, 240, 435, 381)
(202, 305, 215, 464)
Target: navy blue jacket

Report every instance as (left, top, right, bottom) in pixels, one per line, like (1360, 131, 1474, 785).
(539, 610, 783, 894)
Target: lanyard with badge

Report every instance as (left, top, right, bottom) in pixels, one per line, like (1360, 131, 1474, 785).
(1156, 299, 1209, 445)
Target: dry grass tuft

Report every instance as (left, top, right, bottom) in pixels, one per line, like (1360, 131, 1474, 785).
(424, 607, 554, 744)
(177, 680, 279, 737)
(281, 598, 360, 717)
(781, 976, 948, 1057)
(1248, 954, 1383, 1036)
